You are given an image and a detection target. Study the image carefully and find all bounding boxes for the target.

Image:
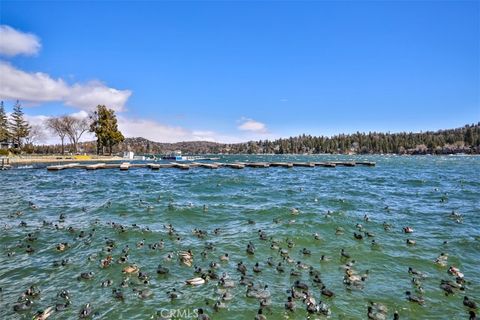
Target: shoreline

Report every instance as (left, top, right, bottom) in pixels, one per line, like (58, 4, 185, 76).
(7, 156, 124, 165)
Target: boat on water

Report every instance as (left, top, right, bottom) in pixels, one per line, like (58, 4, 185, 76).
(161, 151, 219, 162)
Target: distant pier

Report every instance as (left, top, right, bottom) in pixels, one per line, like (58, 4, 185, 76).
(46, 161, 375, 171)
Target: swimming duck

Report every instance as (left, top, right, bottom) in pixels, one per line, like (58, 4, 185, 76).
(179, 250, 194, 267)
(405, 291, 424, 304)
(406, 239, 416, 246)
(276, 262, 285, 273)
(219, 278, 235, 288)
(186, 276, 206, 286)
(290, 269, 301, 277)
(122, 265, 139, 274)
(408, 267, 426, 278)
(157, 264, 170, 275)
(448, 266, 464, 279)
(78, 272, 94, 280)
(403, 227, 414, 233)
(294, 280, 308, 290)
(254, 308, 267, 320)
(237, 261, 247, 275)
(134, 288, 153, 299)
(166, 288, 182, 300)
(302, 248, 311, 255)
(367, 306, 386, 320)
(24, 285, 41, 298)
(246, 242, 255, 255)
(469, 311, 477, 320)
(285, 296, 295, 311)
(13, 298, 32, 312)
(101, 279, 113, 287)
(197, 308, 210, 320)
(100, 256, 112, 268)
(253, 262, 262, 273)
(321, 285, 334, 298)
(340, 249, 350, 259)
(464, 296, 477, 309)
(219, 253, 229, 262)
(79, 303, 93, 318)
(353, 232, 363, 240)
(291, 208, 300, 215)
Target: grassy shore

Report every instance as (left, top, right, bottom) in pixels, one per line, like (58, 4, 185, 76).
(7, 155, 124, 164)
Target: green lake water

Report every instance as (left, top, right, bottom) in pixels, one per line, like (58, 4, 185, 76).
(0, 155, 479, 319)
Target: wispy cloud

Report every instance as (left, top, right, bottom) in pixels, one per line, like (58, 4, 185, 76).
(0, 61, 131, 111)
(0, 25, 41, 57)
(238, 117, 268, 134)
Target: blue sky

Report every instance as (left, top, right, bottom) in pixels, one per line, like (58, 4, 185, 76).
(0, 1, 478, 143)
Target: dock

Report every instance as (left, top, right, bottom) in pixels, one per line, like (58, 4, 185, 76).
(1, 158, 11, 170)
(44, 161, 376, 172)
(270, 162, 293, 168)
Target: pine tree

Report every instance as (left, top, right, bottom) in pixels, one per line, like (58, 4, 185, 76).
(9, 100, 30, 148)
(0, 101, 10, 145)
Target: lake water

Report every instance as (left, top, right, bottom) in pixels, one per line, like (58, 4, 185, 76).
(1, 155, 479, 319)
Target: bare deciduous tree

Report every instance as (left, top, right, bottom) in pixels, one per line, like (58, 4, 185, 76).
(25, 124, 46, 146)
(63, 115, 89, 153)
(46, 117, 68, 155)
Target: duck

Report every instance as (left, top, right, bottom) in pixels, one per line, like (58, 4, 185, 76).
(353, 232, 363, 240)
(321, 285, 334, 298)
(464, 296, 477, 309)
(237, 261, 247, 274)
(186, 276, 206, 286)
(78, 271, 94, 280)
(290, 269, 301, 277)
(276, 262, 285, 273)
(197, 308, 210, 320)
(294, 280, 308, 290)
(100, 256, 112, 268)
(79, 303, 93, 318)
(302, 248, 311, 255)
(253, 262, 262, 273)
(367, 306, 386, 320)
(246, 242, 255, 255)
(101, 279, 113, 287)
(254, 308, 267, 320)
(219, 278, 235, 288)
(403, 226, 414, 233)
(408, 267, 426, 278)
(341, 248, 350, 259)
(166, 288, 182, 300)
(448, 266, 464, 279)
(112, 288, 125, 300)
(285, 296, 295, 311)
(406, 239, 416, 245)
(219, 253, 229, 262)
(156, 264, 170, 275)
(122, 265, 139, 274)
(470, 311, 477, 320)
(291, 208, 300, 215)
(13, 298, 32, 312)
(405, 291, 424, 304)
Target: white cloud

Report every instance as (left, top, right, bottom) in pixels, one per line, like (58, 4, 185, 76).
(238, 117, 268, 134)
(0, 62, 131, 111)
(0, 25, 41, 56)
(116, 117, 242, 143)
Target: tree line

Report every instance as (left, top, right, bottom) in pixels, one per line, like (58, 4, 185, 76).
(0, 101, 124, 155)
(34, 123, 479, 156)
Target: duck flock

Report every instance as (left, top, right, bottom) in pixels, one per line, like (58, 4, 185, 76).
(0, 163, 479, 320)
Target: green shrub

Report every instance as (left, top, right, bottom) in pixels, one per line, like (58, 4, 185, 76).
(0, 149, 9, 156)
